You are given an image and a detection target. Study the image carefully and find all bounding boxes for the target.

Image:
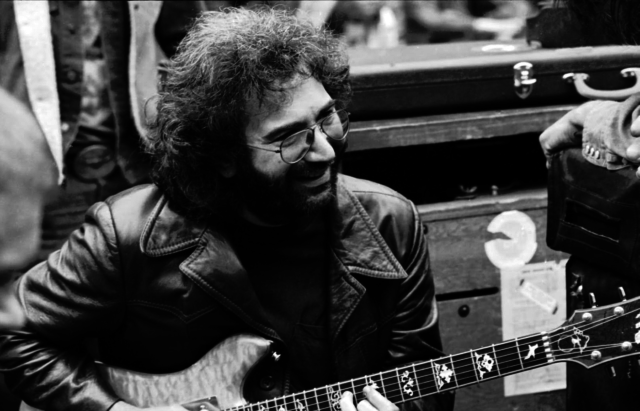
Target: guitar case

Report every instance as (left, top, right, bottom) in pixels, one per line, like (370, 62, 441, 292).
(347, 41, 640, 121)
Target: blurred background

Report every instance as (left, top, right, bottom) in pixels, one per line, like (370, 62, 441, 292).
(205, 1, 539, 48)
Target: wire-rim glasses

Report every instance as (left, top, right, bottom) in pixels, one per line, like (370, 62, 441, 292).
(246, 109, 350, 164)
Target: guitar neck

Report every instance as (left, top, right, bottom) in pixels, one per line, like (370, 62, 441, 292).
(232, 331, 560, 411)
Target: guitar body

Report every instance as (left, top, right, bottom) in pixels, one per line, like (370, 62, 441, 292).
(21, 334, 272, 411)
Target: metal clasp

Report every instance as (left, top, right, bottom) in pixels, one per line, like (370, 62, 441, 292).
(514, 62, 536, 99)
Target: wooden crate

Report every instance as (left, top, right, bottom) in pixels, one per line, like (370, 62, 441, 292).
(420, 189, 568, 411)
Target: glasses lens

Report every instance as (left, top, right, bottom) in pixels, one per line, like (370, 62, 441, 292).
(321, 110, 349, 141)
(280, 130, 312, 164)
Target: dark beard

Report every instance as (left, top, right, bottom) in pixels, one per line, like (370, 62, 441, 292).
(229, 159, 340, 224)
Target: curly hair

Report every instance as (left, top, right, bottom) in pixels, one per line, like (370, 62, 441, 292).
(145, 7, 351, 222)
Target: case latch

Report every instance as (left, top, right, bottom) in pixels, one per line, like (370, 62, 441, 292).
(514, 62, 536, 99)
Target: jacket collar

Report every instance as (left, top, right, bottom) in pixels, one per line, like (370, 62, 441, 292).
(139, 176, 408, 340)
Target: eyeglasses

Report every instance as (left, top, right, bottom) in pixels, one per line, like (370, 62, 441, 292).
(246, 109, 350, 164)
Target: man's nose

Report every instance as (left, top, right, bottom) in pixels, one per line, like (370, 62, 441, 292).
(303, 127, 336, 163)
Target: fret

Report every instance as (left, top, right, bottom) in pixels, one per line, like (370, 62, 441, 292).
(395, 368, 405, 401)
(321, 384, 342, 411)
(385, 368, 403, 404)
(491, 345, 501, 375)
(497, 339, 523, 375)
(253, 400, 265, 411)
(378, 372, 387, 397)
(275, 395, 288, 411)
(307, 388, 320, 411)
(412, 359, 436, 396)
(411, 364, 422, 397)
(291, 392, 307, 411)
(314, 386, 329, 411)
(352, 376, 368, 404)
(515, 336, 524, 369)
(263, 398, 277, 411)
(431, 356, 456, 392)
(471, 346, 500, 381)
(349, 378, 359, 403)
(448, 355, 459, 388)
(519, 333, 549, 369)
(469, 351, 479, 382)
(451, 351, 477, 387)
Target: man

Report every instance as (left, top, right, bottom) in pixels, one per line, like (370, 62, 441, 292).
(0, 8, 453, 411)
(0, 0, 204, 265)
(540, 2, 640, 410)
(0, 88, 56, 329)
(540, 0, 640, 165)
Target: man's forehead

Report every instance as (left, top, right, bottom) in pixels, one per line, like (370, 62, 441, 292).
(245, 75, 305, 118)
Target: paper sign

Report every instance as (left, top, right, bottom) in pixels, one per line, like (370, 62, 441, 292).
(501, 259, 568, 396)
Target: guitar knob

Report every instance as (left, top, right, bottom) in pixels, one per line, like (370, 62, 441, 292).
(588, 293, 597, 308)
(618, 287, 627, 301)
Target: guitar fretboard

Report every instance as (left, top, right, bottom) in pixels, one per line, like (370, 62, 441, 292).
(229, 332, 555, 411)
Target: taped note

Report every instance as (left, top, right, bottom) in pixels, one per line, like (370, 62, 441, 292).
(519, 279, 559, 315)
(501, 259, 568, 397)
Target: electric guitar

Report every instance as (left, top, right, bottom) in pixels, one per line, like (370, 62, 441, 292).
(23, 295, 640, 411)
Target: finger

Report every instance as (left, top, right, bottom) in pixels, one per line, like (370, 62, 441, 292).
(356, 399, 377, 411)
(340, 391, 356, 411)
(539, 120, 582, 158)
(630, 115, 640, 137)
(626, 139, 640, 163)
(363, 386, 398, 411)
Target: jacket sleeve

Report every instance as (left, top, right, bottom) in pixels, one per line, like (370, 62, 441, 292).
(582, 93, 640, 170)
(0, 202, 126, 411)
(155, 1, 206, 58)
(384, 203, 455, 411)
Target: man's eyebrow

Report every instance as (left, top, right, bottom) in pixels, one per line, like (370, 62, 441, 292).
(261, 99, 336, 143)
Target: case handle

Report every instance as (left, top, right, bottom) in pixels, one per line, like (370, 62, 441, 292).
(563, 68, 640, 101)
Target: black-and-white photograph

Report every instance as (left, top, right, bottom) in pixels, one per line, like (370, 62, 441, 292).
(1, 1, 639, 410)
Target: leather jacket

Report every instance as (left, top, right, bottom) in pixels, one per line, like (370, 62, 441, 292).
(0, 174, 453, 411)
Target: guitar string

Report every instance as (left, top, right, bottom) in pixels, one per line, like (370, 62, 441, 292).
(227, 305, 640, 411)
(228, 339, 634, 411)
(362, 306, 640, 401)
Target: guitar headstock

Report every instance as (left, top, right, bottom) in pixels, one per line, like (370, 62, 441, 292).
(550, 294, 640, 368)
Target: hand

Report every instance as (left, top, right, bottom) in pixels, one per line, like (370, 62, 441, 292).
(110, 401, 188, 411)
(539, 101, 604, 168)
(339, 386, 399, 411)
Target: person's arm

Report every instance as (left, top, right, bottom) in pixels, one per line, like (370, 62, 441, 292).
(155, 1, 206, 58)
(539, 94, 640, 175)
(0, 203, 125, 411)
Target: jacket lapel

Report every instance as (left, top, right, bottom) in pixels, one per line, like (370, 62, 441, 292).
(327, 177, 408, 342)
(140, 197, 278, 340)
